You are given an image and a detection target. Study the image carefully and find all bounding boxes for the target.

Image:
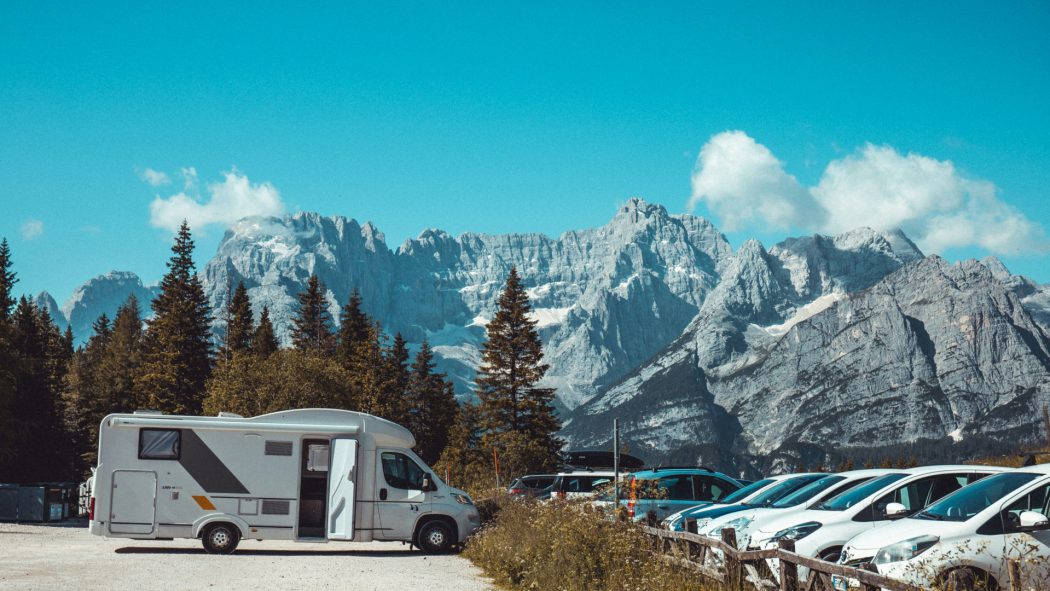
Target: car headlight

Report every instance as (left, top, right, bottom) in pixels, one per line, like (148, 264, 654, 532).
(453, 493, 473, 505)
(705, 516, 753, 537)
(873, 535, 938, 565)
(771, 521, 821, 542)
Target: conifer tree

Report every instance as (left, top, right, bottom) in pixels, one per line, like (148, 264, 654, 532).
(0, 238, 15, 321)
(378, 332, 411, 424)
(475, 267, 561, 472)
(222, 281, 254, 358)
(346, 322, 386, 415)
(406, 340, 458, 463)
(435, 402, 487, 489)
(253, 305, 279, 357)
(136, 221, 212, 415)
(337, 289, 371, 362)
(291, 274, 335, 355)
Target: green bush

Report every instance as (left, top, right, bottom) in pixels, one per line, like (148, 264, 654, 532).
(464, 499, 716, 591)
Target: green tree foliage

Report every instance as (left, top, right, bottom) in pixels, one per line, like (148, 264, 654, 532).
(253, 305, 279, 357)
(136, 221, 212, 415)
(336, 289, 371, 362)
(63, 296, 145, 474)
(204, 349, 354, 417)
(291, 274, 335, 355)
(0, 238, 15, 322)
(0, 240, 17, 465)
(222, 281, 254, 358)
(345, 322, 387, 415)
(406, 340, 458, 464)
(435, 402, 489, 491)
(475, 267, 562, 474)
(0, 297, 73, 482)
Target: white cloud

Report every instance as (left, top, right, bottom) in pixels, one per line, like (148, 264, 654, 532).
(21, 219, 43, 240)
(687, 132, 1048, 255)
(689, 131, 824, 231)
(140, 167, 171, 187)
(149, 168, 285, 233)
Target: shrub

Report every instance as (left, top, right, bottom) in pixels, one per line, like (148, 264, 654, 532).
(464, 500, 716, 591)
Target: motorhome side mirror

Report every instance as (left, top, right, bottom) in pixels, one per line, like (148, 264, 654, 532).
(884, 502, 908, 519)
(422, 477, 434, 492)
(1018, 510, 1050, 531)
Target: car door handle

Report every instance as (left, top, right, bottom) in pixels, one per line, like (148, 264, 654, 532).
(380, 488, 388, 501)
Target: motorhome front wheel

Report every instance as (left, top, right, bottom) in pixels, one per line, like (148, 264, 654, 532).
(202, 523, 240, 555)
(418, 521, 453, 554)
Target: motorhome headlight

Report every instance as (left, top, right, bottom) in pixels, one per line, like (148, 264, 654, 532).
(705, 516, 752, 537)
(873, 535, 938, 565)
(453, 493, 474, 505)
(771, 521, 821, 542)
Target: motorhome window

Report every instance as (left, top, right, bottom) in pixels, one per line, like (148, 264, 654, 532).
(138, 429, 180, 460)
(381, 452, 425, 490)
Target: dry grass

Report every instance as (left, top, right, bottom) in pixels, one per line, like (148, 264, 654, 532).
(463, 498, 718, 591)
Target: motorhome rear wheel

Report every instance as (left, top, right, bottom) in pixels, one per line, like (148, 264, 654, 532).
(202, 522, 240, 554)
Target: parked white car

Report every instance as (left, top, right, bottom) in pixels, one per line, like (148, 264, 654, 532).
(549, 470, 617, 501)
(750, 465, 1007, 569)
(838, 464, 1050, 589)
(697, 469, 898, 549)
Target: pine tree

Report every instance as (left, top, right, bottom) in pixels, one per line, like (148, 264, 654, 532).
(291, 275, 335, 355)
(476, 267, 562, 472)
(346, 322, 386, 415)
(337, 289, 371, 362)
(406, 340, 459, 463)
(378, 332, 411, 424)
(136, 221, 212, 415)
(0, 238, 16, 321)
(253, 305, 279, 357)
(435, 403, 487, 490)
(223, 281, 254, 358)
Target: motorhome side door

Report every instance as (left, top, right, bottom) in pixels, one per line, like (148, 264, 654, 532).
(326, 438, 358, 540)
(109, 470, 157, 534)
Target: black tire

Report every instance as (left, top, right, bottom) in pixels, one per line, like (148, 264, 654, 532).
(417, 520, 454, 554)
(202, 522, 240, 555)
(819, 547, 843, 563)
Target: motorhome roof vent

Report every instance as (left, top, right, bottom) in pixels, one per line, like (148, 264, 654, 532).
(132, 409, 163, 415)
(217, 412, 244, 418)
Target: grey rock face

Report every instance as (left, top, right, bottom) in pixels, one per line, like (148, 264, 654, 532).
(565, 255, 1050, 468)
(61, 271, 157, 344)
(33, 291, 68, 331)
(202, 199, 733, 407)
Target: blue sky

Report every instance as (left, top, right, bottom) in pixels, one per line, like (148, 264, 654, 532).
(2, 1, 1049, 303)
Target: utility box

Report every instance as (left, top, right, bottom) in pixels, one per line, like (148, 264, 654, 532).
(0, 485, 17, 521)
(17, 486, 45, 522)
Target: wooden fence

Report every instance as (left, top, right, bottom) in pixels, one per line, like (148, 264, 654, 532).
(640, 525, 1026, 591)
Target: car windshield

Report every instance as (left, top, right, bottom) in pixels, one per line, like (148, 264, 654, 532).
(816, 473, 908, 511)
(747, 475, 825, 506)
(914, 472, 1041, 522)
(770, 475, 846, 508)
(721, 479, 775, 504)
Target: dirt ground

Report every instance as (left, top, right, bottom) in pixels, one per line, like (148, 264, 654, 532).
(0, 521, 495, 591)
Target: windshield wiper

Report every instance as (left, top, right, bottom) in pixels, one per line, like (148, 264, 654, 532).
(913, 512, 943, 521)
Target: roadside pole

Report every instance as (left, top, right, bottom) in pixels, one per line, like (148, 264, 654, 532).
(613, 419, 620, 511)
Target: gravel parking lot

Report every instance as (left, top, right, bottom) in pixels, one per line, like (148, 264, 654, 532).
(0, 522, 495, 591)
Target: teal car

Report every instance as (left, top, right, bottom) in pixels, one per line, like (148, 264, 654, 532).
(620, 467, 744, 523)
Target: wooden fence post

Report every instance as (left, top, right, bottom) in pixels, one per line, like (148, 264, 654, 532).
(1008, 559, 1022, 591)
(721, 528, 740, 590)
(859, 563, 879, 591)
(778, 538, 798, 591)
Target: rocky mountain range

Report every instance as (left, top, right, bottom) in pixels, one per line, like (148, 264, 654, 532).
(36, 198, 1050, 472)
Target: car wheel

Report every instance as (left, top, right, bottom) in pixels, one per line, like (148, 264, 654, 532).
(819, 547, 843, 563)
(202, 522, 240, 554)
(417, 520, 454, 554)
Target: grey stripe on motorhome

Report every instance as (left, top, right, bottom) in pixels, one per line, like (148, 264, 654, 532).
(177, 430, 250, 495)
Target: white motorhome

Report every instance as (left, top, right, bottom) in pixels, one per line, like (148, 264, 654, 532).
(88, 408, 480, 554)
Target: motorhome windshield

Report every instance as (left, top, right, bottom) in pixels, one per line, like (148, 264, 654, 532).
(816, 473, 908, 511)
(746, 474, 825, 506)
(769, 475, 846, 508)
(914, 472, 1040, 522)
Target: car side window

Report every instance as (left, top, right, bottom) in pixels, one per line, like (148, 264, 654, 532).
(874, 476, 940, 515)
(658, 476, 694, 501)
(693, 476, 727, 502)
(1002, 484, 1050, 534)
(380, 452, 425, 490)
